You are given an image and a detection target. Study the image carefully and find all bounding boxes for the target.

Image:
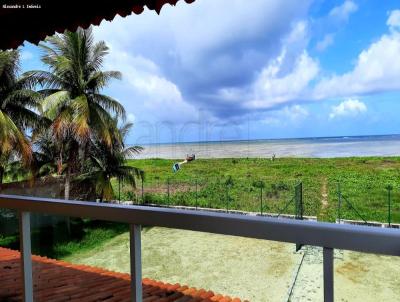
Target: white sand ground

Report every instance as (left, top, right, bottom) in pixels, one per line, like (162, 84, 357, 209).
(287, 246, 400, 302)
(66, 227, 301, 301)
(65, 227, 400, 302)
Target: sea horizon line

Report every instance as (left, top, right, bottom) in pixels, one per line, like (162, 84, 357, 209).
(127, 133, 400, 146)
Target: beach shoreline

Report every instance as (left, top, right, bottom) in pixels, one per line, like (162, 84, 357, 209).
(131, 134, 400, 159)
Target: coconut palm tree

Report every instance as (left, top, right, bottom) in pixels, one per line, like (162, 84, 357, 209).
(24, 27, 125, 200)
(78, 120, 143, 202)
(0, 50, 42, 187)
(31, 129, 64, 178)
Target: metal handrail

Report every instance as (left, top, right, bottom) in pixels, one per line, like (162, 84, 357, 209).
(1, 194, 399, 255)
(1, 194, 400, 302)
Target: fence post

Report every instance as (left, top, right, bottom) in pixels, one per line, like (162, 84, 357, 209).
(195, 179, 198, 210)
(141, 177, 144, 204)
(167, 178, 170, 205)
(300, 182, 303, 218)
(118, 178, 121, 203)
(387, 185, 392, 227)
(295, 182, 303, 219)
(209, 179, 214, 209)
(260, 186, 263, 215)
(295, 182, 304, 252)
(337, 182, 342, 223)
(225, 177, 234, 212)
(208, 179, 216, 209)
(226, 187, 229, 212)
(295, 184, 298, 218)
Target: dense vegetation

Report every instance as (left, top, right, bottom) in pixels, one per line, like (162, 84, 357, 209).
(0, 50, 42, 187)
(118, 157, 400, 223)
(0, 28, 144, 258)
(0, 213, 128, 259)
(0, 27, 143, 201)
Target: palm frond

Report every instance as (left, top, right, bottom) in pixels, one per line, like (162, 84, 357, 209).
(22, 70, 68, 89)
(41, 90, 70, 119)
(2, 89, 42, 109)
(93, 93, 125, 118)
(0, 111, 32, 165)
(71, 94, 90, 142)
(122, 146, 144, 158)
(118, 122, 133, 140)
(4, 105, 43, 130)
(89, 41, 109, 71)
(86, 71, 122, 91)
(88, 102, 117, 146)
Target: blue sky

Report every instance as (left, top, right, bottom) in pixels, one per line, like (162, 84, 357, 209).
(19, 0, 400, 144)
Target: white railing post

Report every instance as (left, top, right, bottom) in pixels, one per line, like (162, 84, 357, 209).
(19, 211, 33, 302)
(130, 224, 142, 302)
(323, 247, 334, 302)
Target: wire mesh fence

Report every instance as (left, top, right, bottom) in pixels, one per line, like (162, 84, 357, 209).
(114, 174, 400, 225)
(334, 180, 400, 226)
(116, 176, 301, 216)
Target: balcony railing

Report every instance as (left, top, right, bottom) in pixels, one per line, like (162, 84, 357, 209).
(1, 194, 400, 302)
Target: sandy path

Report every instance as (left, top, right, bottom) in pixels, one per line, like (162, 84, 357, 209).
(321, 178, 328, 209)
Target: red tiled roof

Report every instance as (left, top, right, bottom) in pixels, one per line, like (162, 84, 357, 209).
(0, 247, 246, 302)
(0, 0, 196, 50)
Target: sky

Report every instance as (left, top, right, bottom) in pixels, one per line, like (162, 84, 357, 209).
(19, 0, 400, 144)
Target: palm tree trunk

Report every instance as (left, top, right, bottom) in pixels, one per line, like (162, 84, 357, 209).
(65, 165, 71, 200)
(57, 149, 63, 175)
(0, 166, 4, 191)
(65, 164, 71, 235)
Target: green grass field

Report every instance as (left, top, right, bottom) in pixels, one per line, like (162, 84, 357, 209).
(118, 157, 400, 223)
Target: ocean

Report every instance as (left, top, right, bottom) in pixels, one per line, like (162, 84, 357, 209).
(131, 134, 400, 159)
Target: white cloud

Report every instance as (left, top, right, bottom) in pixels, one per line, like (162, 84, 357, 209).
(329, 99, 367, 119)
(139, 76, 198, 121)
(101, 45, 199, 123)
(387, 10, 400, 31)
(216, 21, 318, 111)
(316, 33, 335, 51)
(314, 20, 400, 99)
(313, 1, 357, 53)
(248, 50, 318, 109)
(93, 0, 313, 120)
(91, 0, 398, 126)
(329, 0, 358, 21)
(94, 0, 311, 68)
(262, 105, 309, 126)
(306, 10, 400, 103)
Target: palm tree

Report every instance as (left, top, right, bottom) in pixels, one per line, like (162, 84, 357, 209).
(78, 121, 143, 202)
(0, 50, 42, 187)
(31, 129, 64, 178)
(24, 27, 125, 200)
